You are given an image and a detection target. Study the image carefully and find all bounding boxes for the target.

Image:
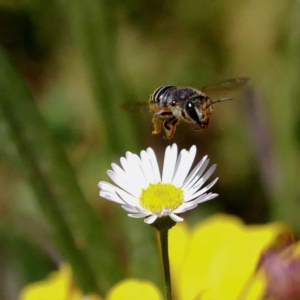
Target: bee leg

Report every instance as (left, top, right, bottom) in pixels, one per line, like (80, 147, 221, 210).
(152, 115, 162, 135)
(152, 111, 173, 136)
(163, 116, 178, 139)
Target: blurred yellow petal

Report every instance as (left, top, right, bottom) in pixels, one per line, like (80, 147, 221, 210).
(19, 264, 102, 300)
(19, 265, 73, 300)
(106, 279, 163, 300)
(242, 269, 266, 300)
(19, 215, 295, 300)
(169, 214, 294, 300)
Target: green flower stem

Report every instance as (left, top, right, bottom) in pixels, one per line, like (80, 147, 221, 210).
(153, 217, 176, 300)
(159, 228, 172, 300)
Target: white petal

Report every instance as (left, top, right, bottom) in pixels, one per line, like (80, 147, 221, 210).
(99, 191, 124, 204)
(172, 145, 196, 187)
(147, 147, 161, 182)
(117, 154, 149, 191)
(98, 181, 123, 193)
(119, 155, 141, 182)
(184, 160, 212, 192)
(111, 163, 127, 180)
(162, 144, 178, 183)
(140, 150, 156, 183)
(187, 192, 212, 204)
(175, 193, 216, 212)
(125, 152, 148, 188)
(107, 170, 141, 197)
(123, 202, 145, 212)
(160, 208, 172, 217)
(174, 203, 198, 213)
(131, 205, 151, 214)
(129, 213, 149, 219)
(182, 156, 208, 190)
(169, 213, 184, 222)
(195, 193, 219, 203)
(99, 182, 139, 206)
(185, 178, 219, 201)
(172, 148, 185, 182)
(121, 205, 140, 213)
(144, 214, 158, 224)
(115, 191, 140, 206)
(176, 194, 218, 213)
(195, 164, 217, 188)
(173, 201, 195, 213)
(99, 181, 131, 198)
(198, 164, 216, 186)
(119, 155, 131, 173)
(184, 165, 217, 199)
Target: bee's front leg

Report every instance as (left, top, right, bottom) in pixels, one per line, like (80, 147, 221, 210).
(163, 116, 178, 139)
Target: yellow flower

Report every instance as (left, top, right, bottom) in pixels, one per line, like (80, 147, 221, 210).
(19, 264, 102, 300)
(19, 214, 294, 300)
(105, 279, 162, 300)
(168, 214, 294, 300)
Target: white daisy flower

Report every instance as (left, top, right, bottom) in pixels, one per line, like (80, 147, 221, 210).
(98, 144, 218, 225)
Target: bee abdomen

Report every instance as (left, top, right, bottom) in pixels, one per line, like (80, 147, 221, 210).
(151, 85, 175, 105)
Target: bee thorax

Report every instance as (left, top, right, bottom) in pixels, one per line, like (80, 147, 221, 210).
(171, 106, 182, 118)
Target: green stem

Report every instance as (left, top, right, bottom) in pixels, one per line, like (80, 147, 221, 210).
(159, 229, 172, 300)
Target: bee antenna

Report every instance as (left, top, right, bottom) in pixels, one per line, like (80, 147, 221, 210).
(208, 97, 233, 108)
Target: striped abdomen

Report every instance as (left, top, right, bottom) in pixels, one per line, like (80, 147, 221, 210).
(150, 85, 175, 107)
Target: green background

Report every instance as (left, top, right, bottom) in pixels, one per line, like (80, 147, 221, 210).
(0, 0, 299, 298)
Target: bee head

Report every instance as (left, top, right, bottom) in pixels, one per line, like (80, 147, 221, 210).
(184, 97, 212, 129)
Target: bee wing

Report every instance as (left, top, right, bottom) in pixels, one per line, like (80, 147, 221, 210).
(121, 102, 150, 114)
(201, 77, 250, 100)
(201, 77, 250, 92)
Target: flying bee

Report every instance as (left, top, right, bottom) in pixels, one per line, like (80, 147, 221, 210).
(149, 77, 249, 139)
(122, 77, 249, 139)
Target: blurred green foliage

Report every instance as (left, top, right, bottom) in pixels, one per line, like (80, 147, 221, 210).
(0, 0, 300, 299)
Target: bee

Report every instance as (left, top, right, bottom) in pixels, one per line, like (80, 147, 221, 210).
(149, 77, 249, 139)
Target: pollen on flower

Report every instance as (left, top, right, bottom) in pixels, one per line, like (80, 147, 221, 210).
(139, 182, 184, 213)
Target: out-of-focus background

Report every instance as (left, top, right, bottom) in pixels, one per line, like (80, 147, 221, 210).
(0, 0, 300, 299)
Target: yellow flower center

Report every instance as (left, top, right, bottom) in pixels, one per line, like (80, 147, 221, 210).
(139, 182, 184, 213)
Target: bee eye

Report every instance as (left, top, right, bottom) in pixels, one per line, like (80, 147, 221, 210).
(186, 102, 193, 109)
(185, 101, 200, 123)
(171, 100, 177, 106)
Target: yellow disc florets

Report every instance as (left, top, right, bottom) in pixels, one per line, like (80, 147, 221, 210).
(139, 182, 184, 213)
